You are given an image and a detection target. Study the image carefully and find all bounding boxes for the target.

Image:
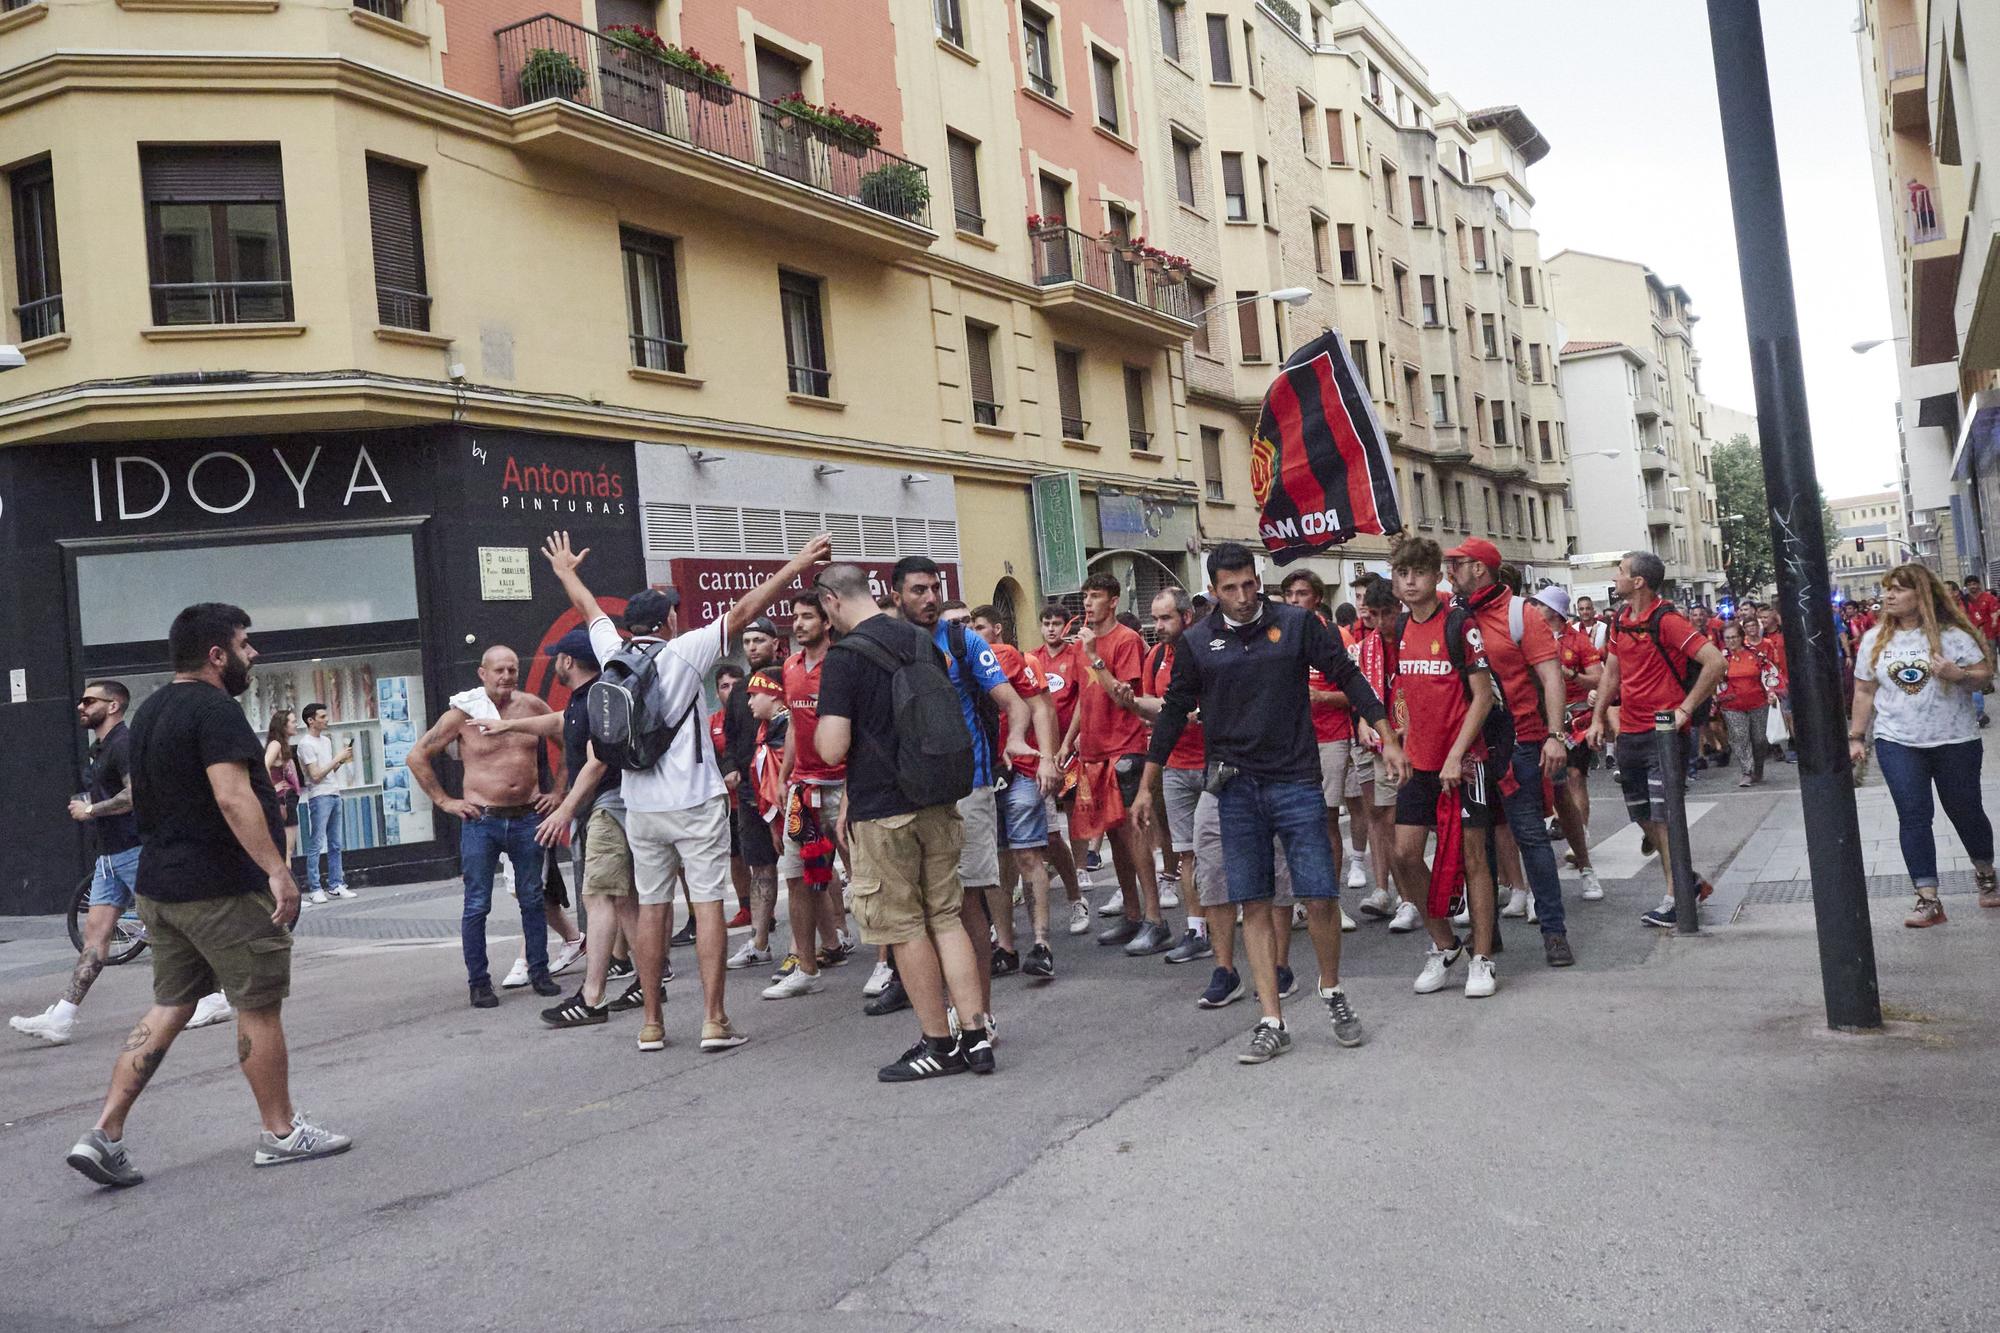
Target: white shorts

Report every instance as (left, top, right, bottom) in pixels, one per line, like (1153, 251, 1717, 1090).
(777, 782, 845, 879)
(957, 784, 1001, 888)
(628, 795, 733, 907)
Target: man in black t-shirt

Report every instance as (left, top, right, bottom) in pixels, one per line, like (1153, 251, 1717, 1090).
(66, 603, 351, 1189)
(813, 564, 994, 1083)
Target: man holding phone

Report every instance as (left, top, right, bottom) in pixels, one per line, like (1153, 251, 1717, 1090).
(294, 703, 356, 906)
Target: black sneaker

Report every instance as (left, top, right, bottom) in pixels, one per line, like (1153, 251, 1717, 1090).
(469, 982, 498, 1009)
(1197, 966, 1244, 1008)
(1544, 932, 1576, 967)
(1022, 942, 1055, 978)
(529, 973, 562, 998)
(1272, 965, 1298, 999)
(1122, 920, 1174, 957)
(990, 946, 1020, 977)
(818, 942, 853, 969)
(670, 919, 697, 946)
(606, 956, 635, 982)
(542, 989, 608, 1028)
(878, 1035, 966, 1082)
(605, 979, 645, 1013)
(1164, 927, 1214, 964)
(1085, 849, 1104, 872)
(961, 1026, 996, 1075)
(1096, 917, 1141, 947)
(863, 974, 911, 1016)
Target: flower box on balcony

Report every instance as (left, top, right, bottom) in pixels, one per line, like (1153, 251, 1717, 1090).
(773, 94, 883, 152)
(520, 47, 588, 103)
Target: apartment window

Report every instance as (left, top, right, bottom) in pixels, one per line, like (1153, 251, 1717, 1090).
(1298, 99, 1316, 156)
(1241, 22, 1258, 89)
(1543, 495, 1553, 537)
(1472, 227, 1488, 270)
(141, 145, 292, 326)
(1348, 339, 1369, 390)
(1498, 490, 1511, 536)
(1206, 13, 1233, 82)
(1310, 216, 1330, 275)
(1091, 49, 1122, 133)
(1201, 426, 1225, 502)
(1408, 177, 1429, 226)
(1235, 290, 1262, 361)
(1337, 223, 1358, 281)
(1381, 348, 1395, 403)
(1454, 480, 1469, 531)
(1023, 5, 1058, 97)
(1381, 161, 1399, 217)
(1529, 496, 1541, 540)
(1368, 228, 1378, 285)
(1490, 402, 1507, 444)
(1458, 145, 1471, 180)
(779, 269, 830, 397)
(1521, 413, 1532, 448)
(1172, 134, 1199, 207)
(1256, 158, 1272, 223)
(1538, 419, 1553, 461)
(1481, 313, 1498, 358)
(366, 159, 428, 331)
(622, 228, 685, 373)
(1124, 366, 1151, 450)
(966, 320, 1000, 425)
(1270, 297, 1287, 360)
(1056, 345, 1087, 438)
(1511, 336, 1524, 371)
(1325, 109, 1346, 165)
(1419, 274, 1439, 325)
(1473, 396, 1487, 441)
(1368, 62, 1382, 105)
(1430, 375, 1450, 424)
(935, 0, 964, 47)
(1483, 487, 1495, 535)
(1220, 152, 1247, 221)
(1515, 494, 1528, 538)
(1157, 0, 1182, 63)
(1391, 263, 1409, 319)
(1188, 278, 1215, 354)
(8, 158, 62, 341)
(1411, 469, 1430, 523)
(1521, 266, 1537, 304)
(1529, 342, 1545, 382)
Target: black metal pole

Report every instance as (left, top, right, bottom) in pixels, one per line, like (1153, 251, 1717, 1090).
(1654, 712, 1700, 934)
(1705, 0, 1881, 1030)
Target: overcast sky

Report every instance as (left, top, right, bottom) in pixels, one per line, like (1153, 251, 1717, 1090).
(1370, 0, 1900, 499)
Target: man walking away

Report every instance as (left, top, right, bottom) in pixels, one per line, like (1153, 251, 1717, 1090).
(293, 703, 355, 905)
(66, 603, 350, 1187)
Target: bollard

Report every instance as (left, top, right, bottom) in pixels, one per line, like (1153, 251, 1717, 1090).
(1653, 710, 1700, 935)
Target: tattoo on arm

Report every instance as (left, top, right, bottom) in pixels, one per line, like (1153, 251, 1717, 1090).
(92, 781, 135, 818)
(237, 1032, 253, 1064)
(64, 947, 105, 1005)
(121, 1022, 152, 1052)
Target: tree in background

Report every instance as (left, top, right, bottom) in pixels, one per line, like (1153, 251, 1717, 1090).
(1713, 434, 1842, 602)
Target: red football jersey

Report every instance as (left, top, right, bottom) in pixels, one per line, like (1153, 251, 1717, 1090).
(781, 649, 843, 783)
(1145, 640, 1206, 770)
(991, 643, 1049, 778)
(1391, 605, 1489, 772)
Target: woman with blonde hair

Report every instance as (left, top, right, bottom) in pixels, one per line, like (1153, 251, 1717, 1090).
(1848, 562, 1999, 926)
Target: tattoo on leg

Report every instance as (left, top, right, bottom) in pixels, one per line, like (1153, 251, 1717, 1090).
(130, 1047, 165, 1093)
(121, 1022, 152, 1052)
(64, 947, 106, 1005)
(237, 1032, 253, 1064)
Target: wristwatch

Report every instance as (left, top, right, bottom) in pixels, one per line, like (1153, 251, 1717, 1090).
(1090, 657, 1107, 671)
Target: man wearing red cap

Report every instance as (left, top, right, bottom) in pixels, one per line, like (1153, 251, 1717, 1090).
(1443, 538, 1575, 968)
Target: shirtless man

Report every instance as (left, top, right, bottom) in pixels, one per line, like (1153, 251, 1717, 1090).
(406, 646, 564, 1007)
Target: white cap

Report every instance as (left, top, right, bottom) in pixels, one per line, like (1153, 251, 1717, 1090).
(1532, 585, 1572, 618)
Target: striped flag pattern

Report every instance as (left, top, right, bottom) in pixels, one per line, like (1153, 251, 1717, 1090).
(1250, 330, 1403, 564)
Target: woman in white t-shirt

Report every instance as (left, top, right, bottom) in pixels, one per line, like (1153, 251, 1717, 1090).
(1849, 563, 1998, 926)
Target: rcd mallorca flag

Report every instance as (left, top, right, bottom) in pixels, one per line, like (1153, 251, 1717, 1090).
(1251, 330, 1402, 564)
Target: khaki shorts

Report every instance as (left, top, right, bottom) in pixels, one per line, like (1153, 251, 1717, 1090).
(848, 804, 965, 947)
(778, 782, 844, 880)
(629, 795, 733, 907)
(956, 784, 1000, 889)
(580, 806, 633, 897)
(139, 890, 292, 1010)
(1319, 739, 1363, 805)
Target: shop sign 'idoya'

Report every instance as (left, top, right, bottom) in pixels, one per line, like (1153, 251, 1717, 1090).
(89, 444, 393, 523)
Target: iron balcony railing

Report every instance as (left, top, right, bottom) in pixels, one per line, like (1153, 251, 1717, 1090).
(631, 332, 687, 373)
(1028, 225, 1196, 323)
(150, 280, 293, 326)
(1129, 429, 1153, 451)
(14, 293, 62, 341)
(376, 285, 431, 331)
(1061, 415, 1089, 441)
(496, 15, 931, 229)
(1906, 198, 1945, 246)
(972, 399, 1001, 426)
(788, 362, 831, 397)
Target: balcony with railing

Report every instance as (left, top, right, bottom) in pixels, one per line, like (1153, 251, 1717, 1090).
(495, 15, 932, 251)
(1027, 224, 1197, 344)
(1905, 196, 1946, 246)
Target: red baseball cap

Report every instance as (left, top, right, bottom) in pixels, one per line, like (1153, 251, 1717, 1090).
(1443, 537, 1502, 572)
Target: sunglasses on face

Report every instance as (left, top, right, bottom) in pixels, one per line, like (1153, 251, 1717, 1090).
(77, 696, 111, 707)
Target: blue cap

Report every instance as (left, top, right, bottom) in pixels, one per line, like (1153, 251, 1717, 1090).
(624, 587, 679, 631)
(543, 627, 598, 667)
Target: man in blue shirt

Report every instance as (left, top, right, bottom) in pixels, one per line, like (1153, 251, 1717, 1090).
(890, 558, 1056, 1024)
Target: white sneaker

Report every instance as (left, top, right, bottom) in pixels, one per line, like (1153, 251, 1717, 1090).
(1580, 870, 1605, 901)
(1067, 900, 1092, 935)
(1527, 894, 1539, 925)
(1291, 904, 1309, 930)
(862, 959, 894, 997)
(328, 884, 358, 899)
(500, 957, 531, 989)
(1097, 891, 1125, 917)
(1414, 943, 1463, 994)
(837, 929, 855, 953)
(1347, 855, 1369, 890)
(1159, 882, 1182, 910)
(10, 1006, 73, 1045)
(726, 940, 772, 970)
(1358, 886, 1395, 919)
(307, 890, 330, 906)
(761, 967, 825, 1000)
(1464, 955, 1498, 998)
(1388, 901, 1421, 932)
(1501, 887, 1530, 919)
(549, 937, 586, 976)
(1340, 908, 1357, 933)
(1451, 903, 1471, 928)
(187, 993, 235, 1028)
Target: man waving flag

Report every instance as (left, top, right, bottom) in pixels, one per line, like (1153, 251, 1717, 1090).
(1252, 330, 1402, 564)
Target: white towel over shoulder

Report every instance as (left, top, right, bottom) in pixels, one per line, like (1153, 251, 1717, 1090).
(450, 687, 500, 722)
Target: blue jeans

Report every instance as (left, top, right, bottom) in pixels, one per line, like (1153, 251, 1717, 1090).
(1216, 774, 1338, 903)
(303, 794, 345, 892)
(1500, 742, 1565, 936)
(1873, 738, 1994, 887)
(460, 813, 547, 988)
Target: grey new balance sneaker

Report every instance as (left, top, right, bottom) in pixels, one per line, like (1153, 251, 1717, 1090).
(253, 1114, 354, 1167)
(67, 1128, 143, 1187)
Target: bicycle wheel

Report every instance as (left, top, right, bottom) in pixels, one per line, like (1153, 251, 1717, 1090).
(66, 874, 149, 965)
(65, 874, 90, 952)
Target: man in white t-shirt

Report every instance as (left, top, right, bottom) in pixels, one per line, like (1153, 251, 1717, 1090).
(293, 703, 355, 906)
(541, 528, 831, 1054)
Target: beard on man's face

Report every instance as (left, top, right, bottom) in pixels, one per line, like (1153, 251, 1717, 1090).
(222, 649, 253, 698)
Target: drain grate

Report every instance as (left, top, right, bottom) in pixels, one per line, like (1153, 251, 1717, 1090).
(1740, 871, 1980, 906)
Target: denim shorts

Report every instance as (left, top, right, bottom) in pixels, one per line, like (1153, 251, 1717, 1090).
(1217, 775, 1338, 903)
(88, 846, 142, 910)
(997, 774, 1049, 851)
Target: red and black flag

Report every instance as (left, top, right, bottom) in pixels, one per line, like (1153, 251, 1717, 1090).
(1250, 330, 1402, 564)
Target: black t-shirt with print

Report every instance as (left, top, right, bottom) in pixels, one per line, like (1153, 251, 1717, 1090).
(131, 680, 284, 902)
(817, 615, 934, 824)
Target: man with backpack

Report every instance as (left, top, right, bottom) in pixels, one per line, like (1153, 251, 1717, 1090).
(1585, 550, 1727, 929)
(540, 528, 831, 1052)
(811, 563, 997, 1081)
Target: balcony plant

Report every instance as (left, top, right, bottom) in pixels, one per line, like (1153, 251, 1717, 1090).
(520, 47, 589, 104)
(859, 161, 929, 221)
(1026, 213, 1066, 231)
(773, 94, 882, 153)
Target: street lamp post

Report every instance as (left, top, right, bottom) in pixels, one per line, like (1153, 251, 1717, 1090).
(1190, 287, 1313, 323)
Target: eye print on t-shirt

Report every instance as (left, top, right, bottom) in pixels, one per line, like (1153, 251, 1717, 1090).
(1887, 656, 1932, 696)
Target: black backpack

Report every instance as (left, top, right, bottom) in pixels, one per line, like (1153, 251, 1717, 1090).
(1387, 606, 1517, 760)
(589, 639, 702, 771)
(1617, 603, 1712, 729)
(832, 628, 975, 806)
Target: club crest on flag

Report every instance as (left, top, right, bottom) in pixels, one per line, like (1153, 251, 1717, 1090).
(1253, 330, 1403, 564)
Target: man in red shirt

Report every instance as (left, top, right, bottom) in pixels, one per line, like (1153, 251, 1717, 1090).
(764, 593, 846, 1000)
(1386, 536, 1503, 997)
(1059, 572, 1167, 955)
(969, 605, 1061, 980)
(1444, 539, 1574, 967)
(1586, 550, 1726, 928)
(1030, 605, 1091, 932)
(1530, 587, 1606, 902)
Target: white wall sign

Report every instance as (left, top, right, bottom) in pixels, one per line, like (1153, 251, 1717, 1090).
(478, 547, 533, 601)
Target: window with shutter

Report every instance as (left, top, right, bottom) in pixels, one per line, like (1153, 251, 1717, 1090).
(966, 320, 999, 425)
(1220, 152, 1246, 221)
(779, 269, 829, 396)
(1157, 0, 1181, 62)
(141, 144, 292, 325)
(1124, 367, 1150, 449)
(1337, 223, 1358, 281)
(366, 158, 428, 331)
(1187, 280, 1214, 355)
(622, 226, 685, 373)
(947, 132, 983, 234)
(1205, 14, 1232, 82)
(9, 158, 62, 341)
(1172, 136, 1197, 207)
(1056, 346, 1086, 439)
(1235, 292, 1262, 361)
(1092, 50, 1120, 133)
(1201, 427, 1225, 501)
(1325, 108, 1345, 164)
(1023, 6, 1057, 96)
